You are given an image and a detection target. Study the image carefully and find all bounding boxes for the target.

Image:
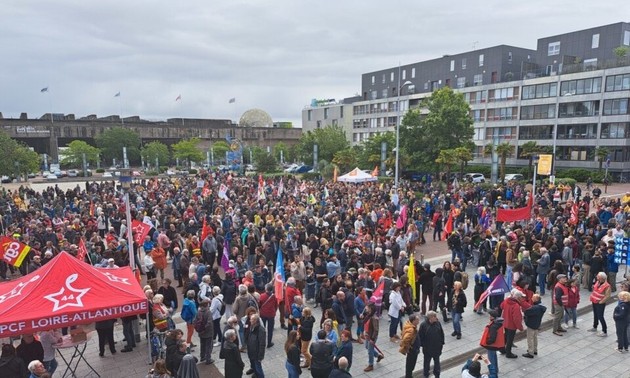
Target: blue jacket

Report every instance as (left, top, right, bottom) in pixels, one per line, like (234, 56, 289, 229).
(607, 253, 619, 273)
(181, 298, 198, 324)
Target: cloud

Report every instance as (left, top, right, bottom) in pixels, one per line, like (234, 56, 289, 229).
(0, 0, 626, 126)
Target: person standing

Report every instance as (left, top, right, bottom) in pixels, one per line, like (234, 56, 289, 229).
(0, 344, 29, 378)
(589, 272, 612, 337)
(210, 286, 225, 347)
(309, 330, 334, 378)
(38, 329, 62, 375)
(94, 320, 117, 357)
(613, 291, 630, 352)
(195, 298, 215, 364)
(362, 303, 384, 372)
(181, 290, 198, 346)
(246, 314, 266, 378)
(258, 284, 278, 348)
(451, 281, 467, 340)
(284, 330, 302, 378)
(220, 329, 245, 378)
(399, 314, 421, 378)
(479, 310, 504, 375)
(388, 282, 405, 342)
(298, 307, 315, 368)
(522, 294, 546, 358)
(419, 311, 445, 378)
(121, 314, 138, 352)
(500, 289, 530, 358)
(552, 274, 569, 336)
(535, 248, 550, 296)
(334, 330, 353, 371)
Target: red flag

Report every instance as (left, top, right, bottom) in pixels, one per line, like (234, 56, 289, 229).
(0, 236, 31, 267)
(396, 205, 407, 229)
(569, 201, 578, 225)
(77, 238, 88, 262)
(200, 218, 214, 241)
(369, 279, 385, 306)
(202, 186, 211, 198)
(496, 205, 531, 222)
(474, 275, 510, 311)
(443, 212, 454, 240)
(131, 219, 152, 245)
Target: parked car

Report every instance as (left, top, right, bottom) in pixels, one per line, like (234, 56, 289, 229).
(46, 174, 58, 180)
(166, 169, 176, 176)
(504, 173, 524, 183)
(1, 175, 11, 183)
(132, 170, 142, 177)
(464, 173, 487, 183)
(27, 172, 37, 178)
(102, 172, 113, 178)
(284, 164, 298, 173)
(67, 169, 79, 177)
(295, 165, 313, 174)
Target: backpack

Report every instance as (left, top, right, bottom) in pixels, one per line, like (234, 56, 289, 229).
(194, 311, 207, 333)
(219, 299, 226, 316)
(460, 272, 469, 290)
(247, 295, 258, 310)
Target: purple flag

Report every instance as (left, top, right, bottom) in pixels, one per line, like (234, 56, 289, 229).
(474, 274, 510, 310)
(221, 239, 230, 272)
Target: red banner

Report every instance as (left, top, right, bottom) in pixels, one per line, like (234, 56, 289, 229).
(0, 236, 31, 267)
(496, 205, 531, 222)
(131, 220, 152, 245)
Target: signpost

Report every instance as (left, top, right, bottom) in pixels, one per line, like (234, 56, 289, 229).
(614, 237, 629, 276)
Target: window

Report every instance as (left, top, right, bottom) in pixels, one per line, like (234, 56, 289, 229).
(508, 51, 513, 64)
(391, 72, 395, 82)
(583, 58, 598, 70)
(353, 133, 359, 143)
(471, 109, 485, 122)
(485, 127, 516, 141)
(561, 77, 602, 95)
(557, 124, 597, 139)
(382, 74, 386, 84)
(371, 91, 377, 100)
(601, 123, 630, 138)
(473, 74, 483, 86)
(424, 82, 429, 90)
(625, 30, 630, 46)
(340, 106, 344, 118)
(412, 68, 416, 78)
(316, 120, 322, 129)
(556, 146, 593, 161)
(522, 83, 557, 99)
(605, 74, 630, 92)
(548, 41, 561, 56)
(332, 119, 338, 126)
(490, 87, 515, 101)
(371, 76, 375, 85)
(307, 110, 312, 121)
(487, 107, 516, 120)
(462, 58, 467, 69)
(592, 34, 600, 49)
(381, 89, 388, 98)
(324, 108, 328, 119)
(407, 84, 415, 94)
(518, 125, 553, 140)
(520, 104, 556, 120)
(479, 54, 484, 67)
(402, 69, 406, 80)
(456, 77, 466, 88)
(558, 101, 600, 118)
(603, 99, 630, 115)
(450, 60, 455, 72)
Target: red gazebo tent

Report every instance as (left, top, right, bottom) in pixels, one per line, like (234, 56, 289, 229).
(0, 251, 148, 338)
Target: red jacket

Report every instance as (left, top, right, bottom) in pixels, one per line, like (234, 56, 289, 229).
(258, 292, 278, 319)
(284, 285, 301, 314)
(500, 297, 529, 331)
(566, 286, 580, 308)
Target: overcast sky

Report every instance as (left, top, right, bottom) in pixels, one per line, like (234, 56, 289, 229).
(0, 1, 626, 127)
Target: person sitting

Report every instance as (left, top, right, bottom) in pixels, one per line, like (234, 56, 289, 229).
(461, 353, 497, 378)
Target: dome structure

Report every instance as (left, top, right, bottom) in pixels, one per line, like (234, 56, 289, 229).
(238, 108, 273, 128)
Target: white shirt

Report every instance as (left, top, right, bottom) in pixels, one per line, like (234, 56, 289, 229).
(39, 330, 62, 361)
(388, 290, 405, 318)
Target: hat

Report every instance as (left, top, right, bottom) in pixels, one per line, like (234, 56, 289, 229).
(557, 274, 567, 280)
(488, 309, 500, 318)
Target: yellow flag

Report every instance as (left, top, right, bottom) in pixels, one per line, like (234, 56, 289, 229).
(408, 253, 416, 301)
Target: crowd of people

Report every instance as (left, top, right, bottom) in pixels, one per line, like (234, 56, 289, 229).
(0, 171, 628, 378)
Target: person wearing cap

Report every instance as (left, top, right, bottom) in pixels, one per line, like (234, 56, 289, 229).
(479, 309, 504, 374)
(500, 289, 531, 358)
(552, 274, 569, 336)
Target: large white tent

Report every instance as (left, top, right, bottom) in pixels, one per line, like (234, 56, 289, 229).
(337, 167, 378, 183)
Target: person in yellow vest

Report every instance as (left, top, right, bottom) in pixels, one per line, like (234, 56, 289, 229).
(551, 275, 569, 336)
(588, 272, 612, 337)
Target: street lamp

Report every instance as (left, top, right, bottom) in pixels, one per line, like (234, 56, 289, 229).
(395, 66, 413, 188)
(119, 168, 136, 272)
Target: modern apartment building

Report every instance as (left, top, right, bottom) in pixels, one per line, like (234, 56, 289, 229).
(302, 22, 630, 178)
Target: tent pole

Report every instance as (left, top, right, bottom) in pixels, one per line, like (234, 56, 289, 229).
(146, 307, 152, 365)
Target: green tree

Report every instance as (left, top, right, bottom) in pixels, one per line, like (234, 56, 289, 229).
(614, 46, 629, 63)
(357, 132, 396, 170)
(60, 140, 100, 168)
(297, 125, 350, 164)
(520, 141, 540, 179)
(13, 144, 40, 180)
(454, 147, 473, 179)
(273, 142, 288, 163)
(485, 142, 515, 182)
(332, 148, 358, 172)
(211, 141, 230, 163)
(172, 138, 204, 167)
(595, 146, 609, 172)
(96, 128, 141, 165)
(254, 152, 278, 173)
(400, 87, 473, 172)
(435, 149, 458, 181)
(141, 141, 170, 167)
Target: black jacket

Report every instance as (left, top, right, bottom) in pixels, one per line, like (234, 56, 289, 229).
(524, 303, 547, 330)
(0, 355, 28, 378)
(220, 340, 245, 378)
(419, 320, 444, 357)
(246, 323, 266, 361)
(286, 344, 302, 375)
(334, 340, 353, 369)
(329, 368, 353, 378)
(309, 339, 334, 371)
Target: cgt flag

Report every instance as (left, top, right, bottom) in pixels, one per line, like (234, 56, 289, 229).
(77, 238, 89, 263)
(131, 220, 152, 245)
(474, 274, 510, 311)
(0, 236, 31, 267)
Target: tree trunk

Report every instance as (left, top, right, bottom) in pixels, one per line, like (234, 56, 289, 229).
(528, 157, 533, 180)
(598, 160, 603, 172)
(500, 156, 507, 182)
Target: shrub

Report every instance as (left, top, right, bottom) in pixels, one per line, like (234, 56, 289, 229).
(188, 169, 198, 175)
(145, 170, 159, 176)
(555, 168, 593, 182)
(301, 172, 322, 181)
(95, 168, 105, 173)
(464, 165, 491, 176)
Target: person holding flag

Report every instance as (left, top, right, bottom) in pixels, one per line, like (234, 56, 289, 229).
(361, 302, 384, 372)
